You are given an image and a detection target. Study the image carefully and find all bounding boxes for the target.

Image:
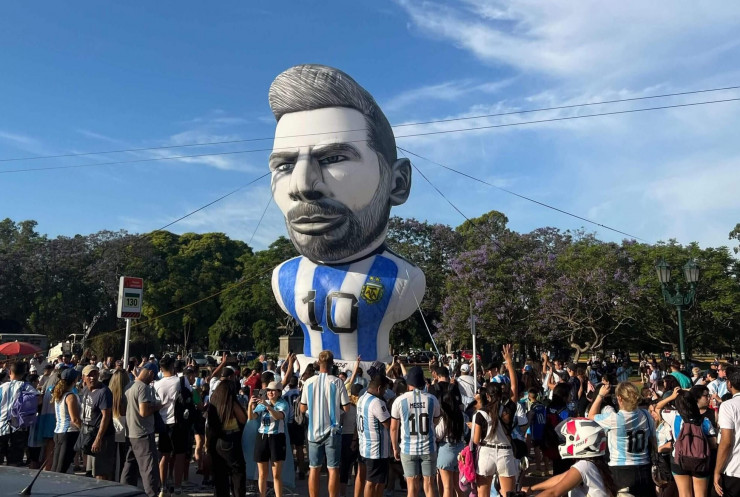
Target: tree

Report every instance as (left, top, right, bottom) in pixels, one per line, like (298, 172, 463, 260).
(730, 223, 740, 254)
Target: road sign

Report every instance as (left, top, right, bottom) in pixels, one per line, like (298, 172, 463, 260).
(117, 276, 143, 319)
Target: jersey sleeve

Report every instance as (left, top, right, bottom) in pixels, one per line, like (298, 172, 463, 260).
(594, 411, 617, 431)
(275, 400, 289, 414)
(390, 261, 426, 323)
(703, 417, 717, 437)
(373, 398, 390, 423)
(254, 403, 266, 414)
(300, 385, 309, 406)
(432, 396, 441, 419)
(271, 264, 290, 315)
(390, 397, 401, 420)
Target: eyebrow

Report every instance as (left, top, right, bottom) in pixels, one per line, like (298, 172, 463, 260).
(268, 142, 362, 165)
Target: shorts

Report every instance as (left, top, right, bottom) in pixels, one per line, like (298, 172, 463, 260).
(254, 433, 287, 463)
(670, 461, 711, 479)
(308, 432, 341, 469)
(362, 457, 389, 484)
(400, 453, 437, 478)
(477, 446, 519, 478)
(91, 435, 117, 480)
(288, 423, 305, 446)
(437, 441, 465, 471)
(159, 424, 190, 455)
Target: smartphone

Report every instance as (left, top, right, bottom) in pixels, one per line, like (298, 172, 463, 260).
(258, 388, 267, 400)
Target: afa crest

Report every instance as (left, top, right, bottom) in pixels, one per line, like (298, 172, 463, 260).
(361, 276, 384, 304)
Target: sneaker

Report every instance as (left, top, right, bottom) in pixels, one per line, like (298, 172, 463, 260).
(84, 471, 93, 478)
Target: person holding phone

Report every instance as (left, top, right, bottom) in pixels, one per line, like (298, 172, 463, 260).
(249, 381, 289, 497)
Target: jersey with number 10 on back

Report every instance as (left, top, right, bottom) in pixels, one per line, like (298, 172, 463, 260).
(391, 389, 441, 456)
(357, 391, 391, 459)
(594, 408, 655, 466)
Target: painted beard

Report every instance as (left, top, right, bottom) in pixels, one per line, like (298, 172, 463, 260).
(285, 175, 391, 263)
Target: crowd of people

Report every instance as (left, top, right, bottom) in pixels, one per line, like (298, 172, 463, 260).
(1, 347, 740, 497)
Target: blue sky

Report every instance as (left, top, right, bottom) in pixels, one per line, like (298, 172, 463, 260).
(2, 1, 740, 251)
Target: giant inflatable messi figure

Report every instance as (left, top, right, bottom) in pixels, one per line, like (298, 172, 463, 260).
(269, 64, 426, 367)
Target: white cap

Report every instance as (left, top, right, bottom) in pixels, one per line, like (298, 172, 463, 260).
(460, 364, 470, 373)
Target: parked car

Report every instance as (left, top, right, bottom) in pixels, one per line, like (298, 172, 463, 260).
(190, 352, 208, 367)
(460, 349, 483, 362)
(208, 349, 234, 365)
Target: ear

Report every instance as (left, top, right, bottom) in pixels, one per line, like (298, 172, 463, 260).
(389, 158, 412, 206)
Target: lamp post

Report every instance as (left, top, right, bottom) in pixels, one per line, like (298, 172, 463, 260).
(655, 259, 699, 361)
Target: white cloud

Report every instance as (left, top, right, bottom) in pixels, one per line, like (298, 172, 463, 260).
(383, 78, 513, 112)
(397, 1, 740, 85)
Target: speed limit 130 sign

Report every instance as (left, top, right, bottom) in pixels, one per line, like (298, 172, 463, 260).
(117, 276, 143, 319)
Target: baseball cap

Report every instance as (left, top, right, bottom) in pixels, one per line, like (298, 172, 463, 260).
(266, 381, 282, 391)
(184, 366, 195, 374)
(149, 354, 156, 359)
(406, 366, 426, 389)
(82, 365, 99, 376)
(142, 362, 158, 373)
(460, 363, 470, 373)
(523, 364, 533, 372)
(60, 368, 79, 381)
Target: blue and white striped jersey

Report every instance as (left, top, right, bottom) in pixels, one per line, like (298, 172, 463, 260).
(356, 392, 390, 459)
(390, 389, 441, 456)
(283, 388, 301, 424)
(54, 392, 80, 434)
(594, 408, 655, 466)
(254, 398, 289, 435)
(661, 409, 716, 459)
(0, 380, 37, 436)
(300, 373, 350, 443)
(272, 249, 425, 362)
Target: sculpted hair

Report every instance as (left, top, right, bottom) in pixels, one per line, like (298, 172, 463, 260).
(269, 64, 397, 168)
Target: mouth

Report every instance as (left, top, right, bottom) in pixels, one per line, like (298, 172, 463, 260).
(289, 214, 345, 235)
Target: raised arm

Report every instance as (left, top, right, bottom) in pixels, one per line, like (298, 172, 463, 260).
(502, 344, 517, 402)
(346, 356, 362, 387)
(588, 383, 611, 420)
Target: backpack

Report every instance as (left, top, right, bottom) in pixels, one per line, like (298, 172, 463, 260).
(674, 418, 711, 473)
(529, 402, 547, 441)
(292, 394, 306, 427)
(543, 406, 567, 457)
(10, 385, 39, 430)
(457, 442, 478, 497)
(174, 377, 195, 425)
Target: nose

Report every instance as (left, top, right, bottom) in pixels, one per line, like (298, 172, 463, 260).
(289, 153, 329, 202)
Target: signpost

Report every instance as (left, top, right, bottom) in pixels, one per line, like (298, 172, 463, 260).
(118, 276, 143, 366)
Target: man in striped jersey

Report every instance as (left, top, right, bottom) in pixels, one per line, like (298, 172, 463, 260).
(390, 366, 441, 497)
(268, 64, 426, 367)
(355, 375, 391, 497)
(299, 350, 351, 497)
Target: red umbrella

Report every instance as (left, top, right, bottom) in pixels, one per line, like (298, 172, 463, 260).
(0, 341, 42, 356)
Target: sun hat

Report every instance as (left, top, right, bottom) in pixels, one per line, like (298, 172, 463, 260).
(82, 365, 99, 376)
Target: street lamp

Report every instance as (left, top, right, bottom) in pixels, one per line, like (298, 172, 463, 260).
(655, 258, 699, 361)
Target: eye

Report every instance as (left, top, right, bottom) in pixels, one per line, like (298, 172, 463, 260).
(318, 155, 348, 166)
(274, 162, 295, 173)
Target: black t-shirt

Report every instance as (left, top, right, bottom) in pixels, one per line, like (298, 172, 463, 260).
(81, 385, 114, 436)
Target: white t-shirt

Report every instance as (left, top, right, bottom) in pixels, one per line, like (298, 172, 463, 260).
(718, 393, 740, 477)
(570, 460, 609, 497)
(154, 375, 192, 425)
(475, 409, 510, 446)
